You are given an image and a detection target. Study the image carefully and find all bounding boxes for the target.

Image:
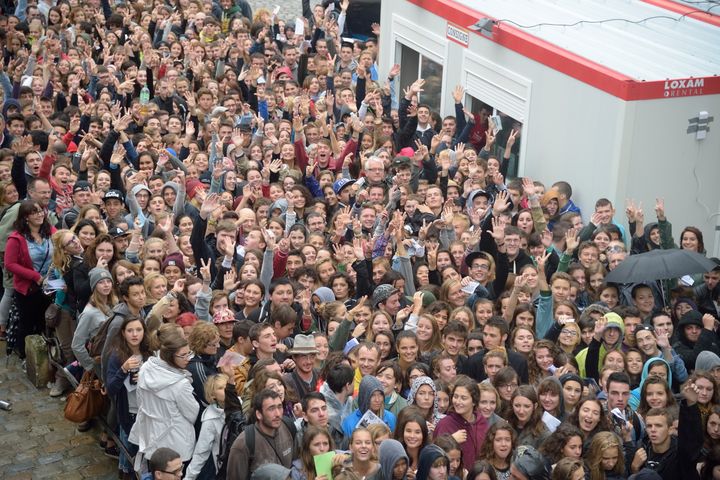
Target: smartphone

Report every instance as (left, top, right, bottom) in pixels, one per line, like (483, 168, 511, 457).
(610, 408, 626, 428)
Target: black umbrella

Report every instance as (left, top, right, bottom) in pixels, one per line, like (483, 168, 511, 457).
(605, 248, 716, 283)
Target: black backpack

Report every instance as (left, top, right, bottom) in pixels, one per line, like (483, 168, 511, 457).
(216, 414, 296, 480)
(216, 409, 249, 480)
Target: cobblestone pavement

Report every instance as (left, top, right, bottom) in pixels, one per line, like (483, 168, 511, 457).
(0, 345, 117, 480)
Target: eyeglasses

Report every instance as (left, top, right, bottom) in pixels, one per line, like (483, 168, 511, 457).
(471, 264, 490, 271)
(174, 351, 194, 359)
(560, 329, 578, 336)
(30, 209, 44, 215)
(499, 383, 518, 390)
(159, 468, 183, 477)
(63, 236, 80, 247)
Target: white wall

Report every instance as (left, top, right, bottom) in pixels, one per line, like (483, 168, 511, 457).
(380, 0, 720, 253)
(621, 95, 720, 255)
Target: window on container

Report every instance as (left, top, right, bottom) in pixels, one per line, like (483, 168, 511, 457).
(466, 95, 523, 179)
(397, 43, 443, 112)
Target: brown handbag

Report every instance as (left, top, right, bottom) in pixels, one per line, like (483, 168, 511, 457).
(64, 370, 105, 423)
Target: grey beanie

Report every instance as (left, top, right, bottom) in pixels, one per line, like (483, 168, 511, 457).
(89, 267, 113, 291)
(697, 351, 720, 373)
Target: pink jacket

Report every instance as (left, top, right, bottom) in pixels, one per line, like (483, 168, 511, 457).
(5, 230, 55, 295)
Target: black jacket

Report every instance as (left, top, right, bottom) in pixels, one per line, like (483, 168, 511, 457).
(461, 349, 529, 384)
(672, 311, 720, 372)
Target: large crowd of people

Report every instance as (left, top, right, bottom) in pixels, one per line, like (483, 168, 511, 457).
(1, 1, 719, 480)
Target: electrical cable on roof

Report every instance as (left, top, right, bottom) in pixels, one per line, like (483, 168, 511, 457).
(494, 3, 720, 29)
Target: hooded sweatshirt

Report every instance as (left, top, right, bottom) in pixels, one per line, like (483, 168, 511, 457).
(128, 356, 199, 461)
(629, 357, 673, 411)
(416, 444, 460, 480)
(696, 351, 720, 373)
(434, 409, 489, 469)
(673, 310, 720, 372)
(342, 375, 397, 438)
(576, 312, 625, 379)
(369, 439, 409, 480)
(407, 376, 444, 425)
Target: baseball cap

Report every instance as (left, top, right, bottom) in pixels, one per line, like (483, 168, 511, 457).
(103, 189, 124, 203)
(73, 181, 92, 194)
(333, 178, 356, 195)
(108, 226, 131, 238)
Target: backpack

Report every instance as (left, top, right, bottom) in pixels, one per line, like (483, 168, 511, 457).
(216, 409, 249, 480)
(87, 312, 121, 360)
(216, 414, 296, 480)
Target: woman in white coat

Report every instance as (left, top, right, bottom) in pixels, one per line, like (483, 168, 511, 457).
(129, 330, 199, 471)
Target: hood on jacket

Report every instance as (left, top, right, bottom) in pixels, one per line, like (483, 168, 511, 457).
(678, 310, 703, 344)
(358, 375, 384, 414)
(643, 223, 661, 250)
(696, 351, 720, 373)
(408, 376, 441, 423)
(139, 356, 191, 393)
(313, 287, 336, 303)
(162, 181, 180, 196)
(131, 183, 152, 197)
(269, 198, 289, 218)
(379, 439, 409, 480)
(2, 98, 20, 118)
(416, 444, 449, 480)
(639, 357, 672, 389)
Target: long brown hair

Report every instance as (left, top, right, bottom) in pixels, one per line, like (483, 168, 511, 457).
(110, 316, 152, 364)
(480, 421, 516, 468)
(14, 199, 52, 238)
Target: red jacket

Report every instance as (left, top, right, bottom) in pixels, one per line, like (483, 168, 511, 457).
(5, 230, 56, 295)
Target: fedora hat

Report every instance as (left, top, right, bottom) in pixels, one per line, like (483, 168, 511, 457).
(288, 334, 318, 355)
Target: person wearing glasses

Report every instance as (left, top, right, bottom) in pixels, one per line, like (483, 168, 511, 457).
(130, 329, 199, 476)
(4, 199, 56, 359)
(46, 229, 85, 397)
(141, 447, 182, 480)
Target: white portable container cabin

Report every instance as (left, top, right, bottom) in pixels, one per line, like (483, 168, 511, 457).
(379, 0, 720, 254)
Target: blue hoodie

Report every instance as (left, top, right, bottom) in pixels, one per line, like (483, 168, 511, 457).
(629, 357, 673, 411)
(342, 376, 396, 438)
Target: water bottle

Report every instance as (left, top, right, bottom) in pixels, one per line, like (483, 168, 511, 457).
(139, 84, 150, 116)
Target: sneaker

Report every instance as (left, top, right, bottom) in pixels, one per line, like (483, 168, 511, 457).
(104, 445, 120, 459)
(49, 382, 65, 397)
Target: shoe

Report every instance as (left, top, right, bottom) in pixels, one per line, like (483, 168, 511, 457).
(104, 445, 120, 459)
(49, 382, 65, 397)
(77, 420, 93, 432)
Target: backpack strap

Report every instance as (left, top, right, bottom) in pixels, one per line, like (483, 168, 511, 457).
(245, 425, 255, 479)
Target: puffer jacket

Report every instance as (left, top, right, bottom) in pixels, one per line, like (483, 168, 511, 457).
(129, 356, 199, 461)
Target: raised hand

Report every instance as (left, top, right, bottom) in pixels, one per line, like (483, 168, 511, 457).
(654, 198, 666, 221)
(492, 190, 510, 214)
(199, 193, 220, 220)
(565, 228, 579, 253)
(452, 85, 465, 104)
(506, 129, 519, 149)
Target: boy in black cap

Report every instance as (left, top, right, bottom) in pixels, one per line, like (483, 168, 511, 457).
(103, 189, 126, 224)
